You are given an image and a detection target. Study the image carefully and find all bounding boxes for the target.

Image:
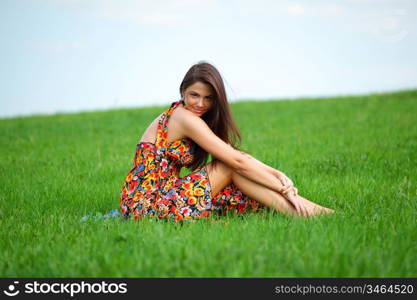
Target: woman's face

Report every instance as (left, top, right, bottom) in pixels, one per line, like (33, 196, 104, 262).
(181, 81, 214, 117)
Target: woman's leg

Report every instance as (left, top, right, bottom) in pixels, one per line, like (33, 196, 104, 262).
(206, 161, 334, 217)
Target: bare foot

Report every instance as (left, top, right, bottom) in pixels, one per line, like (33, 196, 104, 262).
(297, 195, 336, 217)
(323, 207, 336, 214)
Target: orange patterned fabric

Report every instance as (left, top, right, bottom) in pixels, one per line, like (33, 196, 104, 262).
(119, 100, 264, 221)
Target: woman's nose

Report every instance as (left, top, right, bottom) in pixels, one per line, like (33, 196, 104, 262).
(196, 98, 205, 107)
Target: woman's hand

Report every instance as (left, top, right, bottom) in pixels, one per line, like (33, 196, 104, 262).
(275, 171, 297, 197)
(274, 171, 307, 216)
(281, 187, 309, 217)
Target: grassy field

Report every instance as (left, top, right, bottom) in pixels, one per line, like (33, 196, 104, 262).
(0, 90, 416, 277)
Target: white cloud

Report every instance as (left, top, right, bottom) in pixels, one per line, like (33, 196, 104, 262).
(21, 0, 417, 42)
(287, 3, 348, 17)
(28, 0, 353, 25)
(369, 9, 409, 42)
(335, 5, 413, 43)
(31, 0, 219, 25)
(287, 3, 306, 16)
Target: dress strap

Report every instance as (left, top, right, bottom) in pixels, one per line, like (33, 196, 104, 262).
(154, 100, 183, 149)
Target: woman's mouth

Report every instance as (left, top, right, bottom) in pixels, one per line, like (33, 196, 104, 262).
(192, 109, 204, 114)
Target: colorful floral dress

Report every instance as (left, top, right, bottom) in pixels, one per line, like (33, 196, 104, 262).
(120, 100, 264, 221)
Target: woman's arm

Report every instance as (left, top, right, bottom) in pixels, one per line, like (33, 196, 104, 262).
(239, 151, 279, 176)
(177, 109, 291, 194)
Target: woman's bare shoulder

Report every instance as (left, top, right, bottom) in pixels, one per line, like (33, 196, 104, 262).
(168, 106, 206, 141)
(172, 105, 188, 117)
(171, 105, 199, 124)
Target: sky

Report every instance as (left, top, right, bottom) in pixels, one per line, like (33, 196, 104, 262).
(0, 0, 416, 118)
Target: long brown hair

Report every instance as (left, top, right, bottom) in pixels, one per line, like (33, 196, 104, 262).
(179, 61, 242, 170)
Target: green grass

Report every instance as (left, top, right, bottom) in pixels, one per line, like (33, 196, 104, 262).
(1, 89, 416, 277)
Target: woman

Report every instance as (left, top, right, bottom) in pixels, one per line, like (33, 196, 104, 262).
(120, 61, 335, 221)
